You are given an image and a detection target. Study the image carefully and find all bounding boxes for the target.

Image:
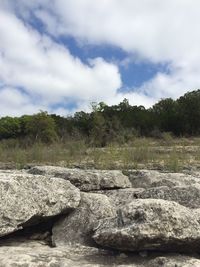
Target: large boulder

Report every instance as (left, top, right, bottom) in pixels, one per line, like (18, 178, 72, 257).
(93, 199, 200, 252)
(52, 192, 116, 246)
(28, 166, 131, 191)
(0, 170, 80, 237)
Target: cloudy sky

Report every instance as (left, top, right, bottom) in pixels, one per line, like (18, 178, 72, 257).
(0, 0, 200, 116)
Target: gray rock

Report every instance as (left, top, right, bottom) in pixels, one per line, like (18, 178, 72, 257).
(125, 169, 200, 188)
(97, 185, 200, 209)
(0, 238, 200, 266)
(140, 185, 200, 209)
(94, 188, 145, 207)
(0, 238, 142, 267)
(28, 166, 131, 191)
(148, 255, 200, 267)
(52, 192, 116, 246)
(0, 170, 80, 237)
(0, 241, 109, 267)
(93, 199, 200, 252)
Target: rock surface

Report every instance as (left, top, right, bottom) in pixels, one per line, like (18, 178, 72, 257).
(93, 199, 200, 252)
(140, 185, 200, 208)
(148, 256, 200, 267)
(29, 165, 132, 191)
(0, 170, 80, 237)
(52, 192, 116, 246)
(125, 169, 200, 188)
(1, 167, 200, 266)
(95, 188, 145, 207)
(0, 238, 200, 267)
(96, 185, 200, 209)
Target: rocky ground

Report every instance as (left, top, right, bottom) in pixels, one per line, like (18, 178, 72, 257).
(1, 166, 200, 266)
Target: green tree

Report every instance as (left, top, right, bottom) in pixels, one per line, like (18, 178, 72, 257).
(25, 111, 58, 143)
(0, 117, 21, 139)
(177, 90, 200, 135)
(152, 98, 178, 134)
(90, 110, 107, 147)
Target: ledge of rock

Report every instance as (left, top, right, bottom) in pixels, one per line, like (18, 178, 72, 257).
(52, 192, 116, 247)
(0, 170, 80, 237)
(28, 165, 132, 191)
(96, 185, 200, 209)
(139, 185, 200, 209)
(125, 169, 200, 188)
(93, 199, 200, 252)
(1, 167, 200, 266)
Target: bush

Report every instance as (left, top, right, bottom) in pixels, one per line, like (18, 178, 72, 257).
(25, 111, 58, 143)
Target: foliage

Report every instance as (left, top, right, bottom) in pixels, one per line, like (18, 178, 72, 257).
(0, 117, 21, 139)
(0, 90, 200, 146)
(25, 111, 58, 143)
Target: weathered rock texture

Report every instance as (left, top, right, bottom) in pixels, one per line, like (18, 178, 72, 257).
(140, 185, 200, 208)
(0, 170, 80, 237)
(29, 165, 131, 191)
(93, 199, 200, 252)
(95, 188, 145, 207)
(148, 256, 200, 267)
(1, 167, 200, 266)
(125, 169, 200, 188)
(0, 239, 200, 267)
(53, 192, 116, 246)
(96, 185, 200, 209)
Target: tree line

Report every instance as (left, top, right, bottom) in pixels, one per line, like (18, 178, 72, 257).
(1, 89, 200, 146)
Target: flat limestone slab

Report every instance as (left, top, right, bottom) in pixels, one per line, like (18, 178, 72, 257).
(0, 239, 199, 267)
(125, 169, 200, 188)
(28, 166, 132, 191)
(0, 170, 80, 237)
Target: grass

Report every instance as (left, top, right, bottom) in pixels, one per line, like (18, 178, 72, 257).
(0, 137, 200, 171)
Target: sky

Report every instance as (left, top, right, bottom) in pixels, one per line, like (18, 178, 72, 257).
(0, 0, 200, 116)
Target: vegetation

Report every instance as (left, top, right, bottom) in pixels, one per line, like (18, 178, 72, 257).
(0, 137, 200, 171)
(1, 90, 200, 171)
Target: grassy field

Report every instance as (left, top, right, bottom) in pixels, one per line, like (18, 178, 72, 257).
(1, 136, 200, 171)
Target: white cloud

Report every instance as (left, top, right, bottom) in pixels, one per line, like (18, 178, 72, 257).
(26, 0, 198, 61)
(0, 87, 45, 116)
(0, 9, 122, 116)
(1, 1, 200, 115)
(31, 0, 200, 101)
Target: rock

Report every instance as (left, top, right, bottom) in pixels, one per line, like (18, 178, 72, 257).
(97, 185, 200, 209)
(0, 241, 110, 267)
(93, 199, 200, 252)
(94, 188, 145, 207)
(148, 255, 200, 267)
(28, 166, 131, 191)
(0, 238, 200, 267)
(140, 185, 200, 209)
(1, 167, 200, 265)
(0, 170, 80, 237)
(0, 238, 142, 267)
(52, 192, 116, 246)
(125, 169, 200, 188)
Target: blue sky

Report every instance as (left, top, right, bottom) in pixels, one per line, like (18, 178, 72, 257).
(0, 1, 199, 116)
(59, 36, 167, 89)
